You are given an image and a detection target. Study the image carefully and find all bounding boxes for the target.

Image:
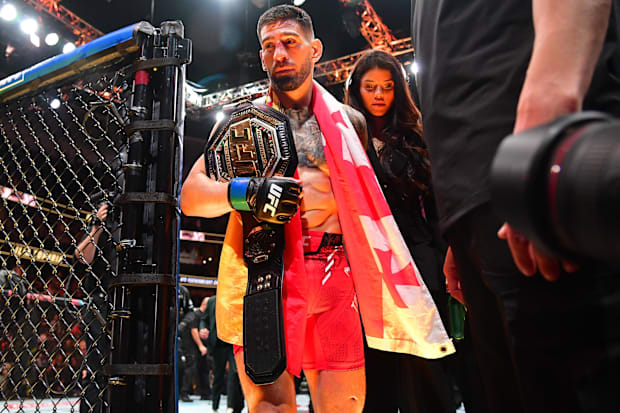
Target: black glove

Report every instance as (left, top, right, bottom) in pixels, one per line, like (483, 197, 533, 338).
(228, 177, 302, 224)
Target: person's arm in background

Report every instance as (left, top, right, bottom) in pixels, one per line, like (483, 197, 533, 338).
(199, 328, 210, 341)
(74, 204, 108, 265)
(198, 303, 210, 341)
(499, 0, 612, 281)
(191, 327, 208, 356)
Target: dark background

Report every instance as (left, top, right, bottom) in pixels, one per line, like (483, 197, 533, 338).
(1, 0, 411, 88)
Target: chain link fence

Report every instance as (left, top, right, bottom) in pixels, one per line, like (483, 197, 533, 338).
(0, 21, 189, 413)
(0, 67, 131, 412)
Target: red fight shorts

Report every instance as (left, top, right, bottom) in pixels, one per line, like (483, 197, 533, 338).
(235, 231, 365, 374)
(301, 230, 364, 371)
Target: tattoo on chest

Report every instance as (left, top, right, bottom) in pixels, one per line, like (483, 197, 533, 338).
(286, 109, 326, 169)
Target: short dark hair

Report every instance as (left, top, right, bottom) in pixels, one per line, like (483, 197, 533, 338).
(257, 5, 315, 42)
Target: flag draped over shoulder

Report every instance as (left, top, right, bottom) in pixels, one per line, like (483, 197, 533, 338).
(310, 81, 454, 358)
(216, 82, 454, 377)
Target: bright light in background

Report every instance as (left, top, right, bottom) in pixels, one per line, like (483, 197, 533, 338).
(215, 111, 225, 122)
(293, 0, 306, 6)
(45, 32, 59, 46)
(29, 33, 40, 47)
(20, 18, 38, 34)
(50, 98, 61, 109)
(0, 3, 17, 21)
(410, 61, 419, 75)
(63, 42, 75, 54)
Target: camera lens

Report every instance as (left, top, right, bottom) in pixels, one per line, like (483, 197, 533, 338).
(491, 111, 620, 263)
(548, 120, 620, 261)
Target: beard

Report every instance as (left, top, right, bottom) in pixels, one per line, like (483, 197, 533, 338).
(269, 55, 312, 92)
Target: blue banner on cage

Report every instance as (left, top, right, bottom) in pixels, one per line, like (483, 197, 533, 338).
(0, 22, 152, 102)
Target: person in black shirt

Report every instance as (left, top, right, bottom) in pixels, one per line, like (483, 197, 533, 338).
(178, 285, 194, 321)
(0, 263, 29, 342)
(412, 1, 620, 412)
(200, 295, 244, 413)
(178, 297, 208, 403)
(177, 285, 210, 401)
(0, 263, 27, 298)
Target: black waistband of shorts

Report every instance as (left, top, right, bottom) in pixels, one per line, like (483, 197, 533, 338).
(319, 232, 343, 248)
(303, 231, 343, 255)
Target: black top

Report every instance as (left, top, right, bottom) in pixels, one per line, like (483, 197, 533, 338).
(412, 0, 620, 232)
(199, 295, 229, 353)
(179, 308, 202, 352)
(367, 136, 446, 292)
(0, 269, 27, 296)
(178, 285, 194, 320)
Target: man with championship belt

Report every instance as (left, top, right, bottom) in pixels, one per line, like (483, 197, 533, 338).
(181, 5, 455, 412)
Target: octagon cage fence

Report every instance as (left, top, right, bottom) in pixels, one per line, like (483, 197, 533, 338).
(0, 21, 191, 413)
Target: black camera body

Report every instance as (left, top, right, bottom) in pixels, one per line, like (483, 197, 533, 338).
(86, 190, 119, 227)
(490, 111, 620, 264)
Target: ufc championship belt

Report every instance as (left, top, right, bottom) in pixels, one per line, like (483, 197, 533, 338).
(204, 101, 297, 385)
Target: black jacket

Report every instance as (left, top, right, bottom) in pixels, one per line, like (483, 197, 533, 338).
(367, 136, 446, 292)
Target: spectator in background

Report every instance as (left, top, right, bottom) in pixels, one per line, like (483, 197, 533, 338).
(176, 284, 203, 400)
(0, 262, 30, 329)
(178, 285, 194, 320)
(196, 324, 213, 402)
(74, 201, 116, 413)
(0, 362, 10, 395)
(200, 294, 244, 413)
(0, 261, 35, 398)
(178, 297, 208, 403)
(0, 262, 27, 297)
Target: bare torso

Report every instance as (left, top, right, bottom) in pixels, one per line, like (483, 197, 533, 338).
(285, 107, 341, 234)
